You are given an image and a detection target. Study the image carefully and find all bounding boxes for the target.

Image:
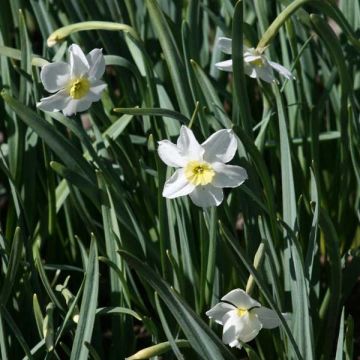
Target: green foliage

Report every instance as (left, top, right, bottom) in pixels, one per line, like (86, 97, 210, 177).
(0, 0, 359, 359)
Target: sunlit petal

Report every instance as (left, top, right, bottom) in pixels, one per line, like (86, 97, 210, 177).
(217, 37, 232, 54)
(215, 59, 233, 72)
(163, 169, 195, 198)
(177, 126, 204, 161)
(206, 302, 235, 325)
(62, 98, 92, 116)
(268, 61, 295, 80)
(37, 90, 70, 112)
(158, 140, 187, 168)
(40, 62, 70, 92)
(189, 184, 223, 207)
(202, 129, 237, 163)
(87, 48, 106, 80)
(212, 163, 248, 188)
(69, 44, 90, 77)
(221, 289, 261, 309)
(252, 307, 281, 329)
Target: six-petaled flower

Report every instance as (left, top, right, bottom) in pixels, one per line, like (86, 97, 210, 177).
(206, 289, 284, 349)
(215, 37, 295, 83)
(157, 126, 248, 208)
(37, 44, 107, 116)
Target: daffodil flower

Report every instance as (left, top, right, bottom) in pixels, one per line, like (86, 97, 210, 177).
(206, 289, 283, 349)
(37, 44, 107, 116)
(157, 126, 247, 208)
(215, 37, 295, 83)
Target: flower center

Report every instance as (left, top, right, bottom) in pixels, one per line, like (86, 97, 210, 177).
(236, 308, 248, 317)
(184, 161, 215, 186)
(249, 57, 265, 67)
(68, 78, 90, 99)
(245, 48, 266, 68)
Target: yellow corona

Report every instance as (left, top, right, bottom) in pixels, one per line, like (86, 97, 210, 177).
(68, 78, 90, 99)
(184, 161, 215, 186)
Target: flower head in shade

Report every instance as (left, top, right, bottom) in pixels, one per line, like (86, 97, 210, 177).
(37, 44, 107, 116)
(157, 126, 248, 208)
(206, 289, 283, 349)
(215, 37, 295, 83)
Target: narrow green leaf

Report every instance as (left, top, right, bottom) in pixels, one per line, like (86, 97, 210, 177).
(43, 303, 55, 352)
(1, 305, 33, 359)
(257, 0, 360, 51)
(70, 236, 99, 360)
(95, 307, 141, 321)
(113, 107, 189, 125)
(34, 249, 65, 311)
(146, 0, 192, 117)
(318, 210, 342, 359)
(0, 227, 22, 305)
(344, 315, 354, 360)
(84, 342, 102, 360)
(32, 294, 44, 339)
(190, 59, 232, 129)
(232, 0, 252, 132)
(0, 91, 95, 183)
(0, 313, 9, 360)
(119, 250, 237, 360)
(155, 292, 184, 360)
(335, 308, 345, 360)
(50, 161, 99, 206)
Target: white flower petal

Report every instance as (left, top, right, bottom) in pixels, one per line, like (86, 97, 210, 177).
(202, 129, 237, 163)
(244, 64, 257, 78)
(40, 62, 70, 92)
(206, 302, 235, 325)
(86, 79, 107, 102)
(221, 289, 261, 309)
(243, 54, 263, 64)
(268, 61, 295, 80)
(69, 44, 90, 78)
(237, 313, 262, 343)
(189, 184, 223, 208)
(217, 37, 232, 54)
(176, 126, 204, 161)
(222, 310, 262, 345)
(254, 65, 275, 83)
(215, 59, 233, 72)
(229, 339, 242, 349)
(222, 310, 243, 346)
(163, 168, 195, 199)
(86, 48, 106, 80)
(37, 90, 70, 112)
(212, 163, 248, 188)
(252, 307, 281, 329)
(158, 140, 187, 168)
(62, 98, 92, 116)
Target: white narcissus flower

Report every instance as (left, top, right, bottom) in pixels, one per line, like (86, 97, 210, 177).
(157, 126, 247, 208)
(37, 44, 107, 116)
(206, 289, 284, 349)
(215, 37, 295, 83)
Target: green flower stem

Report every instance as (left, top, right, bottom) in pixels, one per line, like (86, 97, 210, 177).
(245, 243, 265, 295)
(256, 0, 360, 52)
(188, 101, 200, 129)
(126, 340, 189, 359)
(47, 21, 139, 47)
